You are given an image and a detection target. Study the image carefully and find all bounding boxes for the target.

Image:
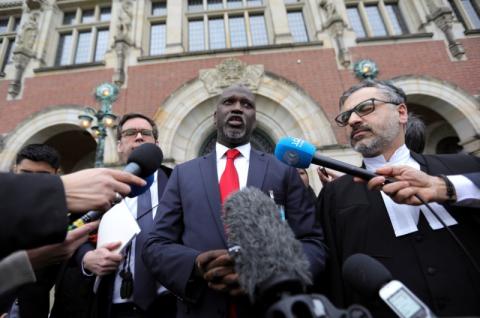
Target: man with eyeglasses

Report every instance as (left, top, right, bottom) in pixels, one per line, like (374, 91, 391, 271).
(317, 79, 480, 317)
(76, 113, 175, 318)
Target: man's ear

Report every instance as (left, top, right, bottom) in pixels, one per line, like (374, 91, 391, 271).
(398, 103, 408, 125)
(116, 140, 122, 153)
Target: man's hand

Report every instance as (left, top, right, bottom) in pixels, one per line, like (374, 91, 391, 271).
(317, 167, 340, 186)
(27, 221, 99, 269)
(61, 168, 146, 212)
(364, 165, 448, 205)
(83, 241, 123, 276)
(195, 249, 245, 296)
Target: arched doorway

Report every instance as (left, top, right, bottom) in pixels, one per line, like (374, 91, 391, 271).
(393, 75, 480, 155)
(0, 106, 99, 173)
(153, 59, 338, 165)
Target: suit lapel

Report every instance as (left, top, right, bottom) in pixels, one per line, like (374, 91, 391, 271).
(199, 151, 227, 246)
(411, 152, 428, 172)
(247, 149, 268, 189)
(156, 168, 168, 196)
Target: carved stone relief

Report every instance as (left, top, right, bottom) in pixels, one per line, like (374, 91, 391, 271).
(113, 0, 134, 86)
(199, 59, 264, 94)
(319, 0, 351, 67)
(426, 1, 465, 59)
(9, 1, 45, 98)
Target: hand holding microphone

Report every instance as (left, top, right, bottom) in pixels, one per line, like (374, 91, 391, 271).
(195, 249, 243, 296)
(68, 143, 164, 230)
(275, 136, 395, 183)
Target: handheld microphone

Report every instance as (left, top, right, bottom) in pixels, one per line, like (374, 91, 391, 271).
(223, 187, 312, 305)
(69, 143, 163, 230)
(343, 254, 436, 318)
(274, 136, 390, 182)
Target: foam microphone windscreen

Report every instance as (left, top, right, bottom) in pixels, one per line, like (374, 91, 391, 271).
(127, 143, 163, 178)
(223, 187, 312, 302)
(342, 253, 393, 298)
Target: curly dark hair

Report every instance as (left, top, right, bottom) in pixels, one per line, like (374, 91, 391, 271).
(16, 144, 60, 169)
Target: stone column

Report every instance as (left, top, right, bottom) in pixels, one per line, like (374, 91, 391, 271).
(165, 0, 183, 54)
(268, 0, 293, 44)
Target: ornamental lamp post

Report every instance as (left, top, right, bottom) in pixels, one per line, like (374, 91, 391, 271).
(78, 82, 119, 167)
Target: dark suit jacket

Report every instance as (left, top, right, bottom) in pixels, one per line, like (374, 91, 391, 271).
(75, 167, 172, 318)
(0, 173, 68, 258)
(317, 152, 480, 317)
(143, 149, 327, 318)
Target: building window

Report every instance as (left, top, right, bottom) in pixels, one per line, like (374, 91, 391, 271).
(0, 15, 19, 73)
(449, 0, 480, 30)
(284, 0, 310, 43)
(55, 5, 110, 66)
(347, 1, 409, 39)
(148, 1, 167, 55)
(287, 11, 309, 42)
(186, 0, 268, 51)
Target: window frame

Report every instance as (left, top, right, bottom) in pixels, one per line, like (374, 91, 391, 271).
(449, 0, 480, 31)
(147, 0, 168, 56)
(185, 0, 269, 52)
(0, 14, 20, 74)
(55, 4, 111, 66)
(345, 0, 409, 39)
(284, 0, 311, 43)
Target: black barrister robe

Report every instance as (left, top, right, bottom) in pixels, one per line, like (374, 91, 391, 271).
(317, 152, 480, 317)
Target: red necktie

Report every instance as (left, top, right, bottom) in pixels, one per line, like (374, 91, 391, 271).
(219, 149, 241, 203)
(219, 149, 240, 318)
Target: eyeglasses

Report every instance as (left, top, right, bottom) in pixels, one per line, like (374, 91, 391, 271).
(121, 128, 154, 138)
(335, 98, 397, 127)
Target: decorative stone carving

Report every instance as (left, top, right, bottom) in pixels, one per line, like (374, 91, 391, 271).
(113, 40, 127, 86)
(16, 11, 39, 52)
(9, 7, 42, 98)
(26, 0, 47, 11)
(199, 59, 264, 94)
(112, 0, 134, 86)
(116, 0, 133, 42)
(319, 0, 351, 68)
(319, 0, 341, 25)
(8, 51, 30, 97)
(426, 1, 465, 59)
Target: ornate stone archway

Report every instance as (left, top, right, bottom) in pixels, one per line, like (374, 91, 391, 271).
(154, 58, 338, 164)
(392, 75, 480, 154)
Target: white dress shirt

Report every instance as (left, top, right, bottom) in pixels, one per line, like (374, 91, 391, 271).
(112, 171, 160, 304)
(216, 142, 251, 189)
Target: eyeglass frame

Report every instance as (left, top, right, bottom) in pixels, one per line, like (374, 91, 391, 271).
(120, 128, 154, 138)
(334, 98, 399, 127)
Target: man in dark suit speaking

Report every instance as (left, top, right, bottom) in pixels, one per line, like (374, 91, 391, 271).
(143, 84, 326, 317)
(317, 79, 480, 317)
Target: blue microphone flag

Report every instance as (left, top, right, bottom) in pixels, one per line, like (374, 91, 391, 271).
(274, 136, 316, 169)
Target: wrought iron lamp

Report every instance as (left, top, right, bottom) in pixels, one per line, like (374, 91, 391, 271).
(78, 82, 119, 167)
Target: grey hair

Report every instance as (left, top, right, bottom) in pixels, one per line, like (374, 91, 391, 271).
(339, 79, 407, 109)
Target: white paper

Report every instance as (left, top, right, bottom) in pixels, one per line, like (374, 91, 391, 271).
(94, 200, 140, 293)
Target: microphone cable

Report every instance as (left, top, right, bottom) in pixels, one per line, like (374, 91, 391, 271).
(411, 192, 480, 274)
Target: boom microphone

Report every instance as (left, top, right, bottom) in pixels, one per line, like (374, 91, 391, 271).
(343, 254, 436, 318)
(275, 136, 388, 181)
(69, 143, 163, 229)
(223, 187, 312, 305)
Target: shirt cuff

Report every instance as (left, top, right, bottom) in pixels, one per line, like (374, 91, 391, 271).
(81, 258, 94, 277)
(448, 175, 480, 202)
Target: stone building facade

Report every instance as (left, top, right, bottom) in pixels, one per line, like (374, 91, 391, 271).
(0, 0, 479, 189)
